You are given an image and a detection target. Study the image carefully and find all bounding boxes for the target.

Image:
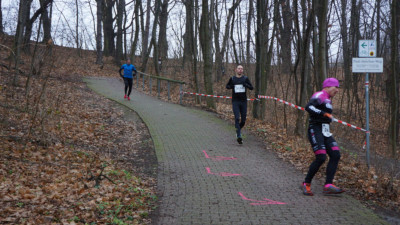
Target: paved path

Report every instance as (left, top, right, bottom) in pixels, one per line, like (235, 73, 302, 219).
(85, 77, 387, 225)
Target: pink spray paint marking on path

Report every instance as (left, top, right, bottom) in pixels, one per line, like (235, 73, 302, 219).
(206, 167, 241, 177)
(238, 192, 287, 205)
(203, 150, 237, 161)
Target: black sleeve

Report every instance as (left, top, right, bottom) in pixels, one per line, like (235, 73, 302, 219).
(133, 68, 137, 76)
(119, 68, 123, 77)
(226, 77, 233, 89)
(305, 98, 326, 118)
(244, 77, 254, 90)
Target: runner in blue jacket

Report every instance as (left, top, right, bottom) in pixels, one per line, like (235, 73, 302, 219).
(119, 59, 137, 100)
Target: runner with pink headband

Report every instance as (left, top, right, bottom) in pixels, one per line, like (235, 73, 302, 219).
(302, 77, 345, 196)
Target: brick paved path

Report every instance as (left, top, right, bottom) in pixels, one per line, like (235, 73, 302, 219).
(86, 77, 387, 225)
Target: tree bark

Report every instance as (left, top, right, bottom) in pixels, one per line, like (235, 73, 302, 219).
(103, 0, 115, 56)
(278, 0, 292, 74)
(253, 0, 270, 120)
(389, 0, 399, 157)
(141, 0, 151, 60)
(130, 0, 141, 63)
(183, 0, 194, 67)
(40, 0, 52, 43)
(0, 0, 3, 34)
(158, 0, 169, 62)
(199, 0, 215, 109)
(96, 0, 103, 65)
(115, 0, 125, 64)
(314, 0, 328, 89)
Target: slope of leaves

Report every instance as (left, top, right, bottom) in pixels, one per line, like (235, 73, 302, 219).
(0, 35, 157, 224)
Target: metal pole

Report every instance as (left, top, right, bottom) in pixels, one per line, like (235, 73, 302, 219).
(167, 81, 171, 101)
(366, 73, 370, 168)
(142, 74, 145, 91)
(149, 77, 152, 94)
(157, 79, 161, 98)
(179, 84, 183, 105)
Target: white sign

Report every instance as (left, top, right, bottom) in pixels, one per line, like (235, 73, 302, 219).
(359, 40, 376, 57)
(352, 58, 383, 73)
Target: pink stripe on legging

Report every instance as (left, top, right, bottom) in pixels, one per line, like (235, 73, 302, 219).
(331, 146, 340, 151)
(314, 149, 326, 155)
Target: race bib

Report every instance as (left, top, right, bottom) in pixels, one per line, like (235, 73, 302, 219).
(322, 123, 332, 137)
(234, 84, 245, 93)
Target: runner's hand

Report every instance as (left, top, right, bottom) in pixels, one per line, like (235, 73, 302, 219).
(323, 113, 332, 119)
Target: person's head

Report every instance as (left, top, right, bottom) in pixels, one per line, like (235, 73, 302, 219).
(126, 59, 131, 65)
(322, 78, 340, 97)
(236, 65, 244, 76)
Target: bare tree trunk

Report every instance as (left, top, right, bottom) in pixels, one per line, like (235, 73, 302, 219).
(214, 0, 242, 81)
(141, 0, 161, 73)
(278, 0, 292, 74)
(130, 0, 141, 63)
(96, 0, 103, 65)
(75, 0, 81, 56)
(40, 0, 52, 43)
(115, 0, 125, 64)
(183, 0, 194, 67)
(253, 0, 271, 120)
(158, 0, 169, 62)
(294, 0, 314, 136)
(141, 0, 151, 60)
(103, 0, 115, 56)
(13, 0, 31, 76)
(246, 0, 254, 66)
(0, 0, 3, 34)
(199, 0, 215, 109)
(315, 0, 328, 89)
(389, 0, 399, 157)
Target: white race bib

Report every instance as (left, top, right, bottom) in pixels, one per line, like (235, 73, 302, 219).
(322, 123, 332, 137)
(234, 84, 245, 93)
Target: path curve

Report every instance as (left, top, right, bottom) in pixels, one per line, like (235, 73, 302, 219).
(86, 77, 387, 225)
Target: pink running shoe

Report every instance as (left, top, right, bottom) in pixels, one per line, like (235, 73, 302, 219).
(302, 182, 313, 196)
(124, 94, 127, 99)
(323, 184, 345, 194)
(128, 96, 131, 100)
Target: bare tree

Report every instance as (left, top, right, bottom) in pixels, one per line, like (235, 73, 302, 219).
(199, 0, 215, 109)
(96, 0, 103, 65)
(141, 0, 151, 60)
(314, 0, 328, 90)
(40, 0, 52, 43)
(115, 0, 125, 64)
(293, 0, 314, 135)
(389, 0, 399, 157)
(253, 0, 274, 119)
(183, 0, 195, 67)
(130, 0, 141, 63)
(158, 0, 169, 62)
(0, 0, 3, 34)
(277, 0, 292, 74)
(103, 0, 115, 56)
(214, 0, 242, 81)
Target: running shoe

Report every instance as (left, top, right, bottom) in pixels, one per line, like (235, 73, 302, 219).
(128, 96, 131, 101)
(323, 184, 345, 194)
(302, 182, 314, 196)
(124, 94, 127, 99)
(237, 137, 243, 144)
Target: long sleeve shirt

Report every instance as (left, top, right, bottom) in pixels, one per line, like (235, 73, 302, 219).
(226, 75, 253, 101)
(305, 90, 333, 124)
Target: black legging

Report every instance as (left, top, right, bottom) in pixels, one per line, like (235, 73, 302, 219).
(123, 77, 133, 96)
(232, 100, 247, 138)
(305, 124, 341, 184)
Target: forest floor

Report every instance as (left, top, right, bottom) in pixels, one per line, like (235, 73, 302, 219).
(0, 33, 399, 224)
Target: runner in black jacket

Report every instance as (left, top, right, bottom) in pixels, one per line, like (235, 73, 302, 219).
(226, 65, 253, 144)
(302, 78, 345, 196)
